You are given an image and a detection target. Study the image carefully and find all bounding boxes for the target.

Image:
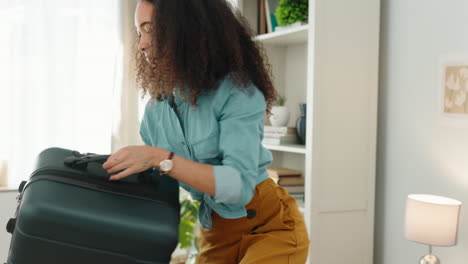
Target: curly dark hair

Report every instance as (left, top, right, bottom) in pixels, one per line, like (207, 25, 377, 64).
(135, 0, 278, 114)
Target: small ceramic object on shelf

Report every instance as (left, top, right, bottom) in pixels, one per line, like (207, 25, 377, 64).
(270, 106, 290, 126)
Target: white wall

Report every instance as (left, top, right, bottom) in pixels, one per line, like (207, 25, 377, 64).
(375, 0, 468, 263)
(0, 191, 18, 261)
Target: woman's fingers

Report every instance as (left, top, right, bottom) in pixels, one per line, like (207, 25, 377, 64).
(102, 154, 124, 170)
(109, 167, 137, 181)
(102, 146, 156, 181)
(106, 160, 131, 174)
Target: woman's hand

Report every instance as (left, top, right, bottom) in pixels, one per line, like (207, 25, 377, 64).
(103, 145, 216, 196)
(102, 145, 167, 181)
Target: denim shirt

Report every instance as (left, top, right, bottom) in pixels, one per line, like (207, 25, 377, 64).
(139, 77, 273, 230)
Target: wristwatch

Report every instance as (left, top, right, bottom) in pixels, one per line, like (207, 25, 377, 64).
(159, 151, 175, 176)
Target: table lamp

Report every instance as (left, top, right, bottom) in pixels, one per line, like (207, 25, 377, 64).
(405, 194, 462, 264)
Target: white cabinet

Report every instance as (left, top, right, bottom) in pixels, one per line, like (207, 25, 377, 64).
(237, 0, 380, 263)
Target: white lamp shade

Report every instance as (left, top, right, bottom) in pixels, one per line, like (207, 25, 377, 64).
(405, 194, 462, 246)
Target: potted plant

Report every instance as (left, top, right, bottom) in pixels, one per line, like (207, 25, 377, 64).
(269, 96, 290, 127)
(275, 0, 308, 30)
(171, 198, 200, 264)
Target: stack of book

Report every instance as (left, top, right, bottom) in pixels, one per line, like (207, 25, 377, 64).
(258, 0, 280, 34)
(257, 0, 308, 35)
(267, 167, 305, 208)
(262, 125, 299, 145)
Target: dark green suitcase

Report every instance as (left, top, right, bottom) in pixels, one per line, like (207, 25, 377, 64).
(6, 147, 180, 264)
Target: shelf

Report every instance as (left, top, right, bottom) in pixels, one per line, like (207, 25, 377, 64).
(254, 24, 309, 46)
(262, 143, 306, 154)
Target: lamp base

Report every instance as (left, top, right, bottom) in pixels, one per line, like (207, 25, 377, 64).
(420, 254, 440, 264)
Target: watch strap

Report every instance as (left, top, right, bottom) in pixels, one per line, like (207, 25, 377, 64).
(166, 151, 174, 160)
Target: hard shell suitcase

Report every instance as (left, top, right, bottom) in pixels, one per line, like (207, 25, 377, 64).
(5, 147, 180, 264)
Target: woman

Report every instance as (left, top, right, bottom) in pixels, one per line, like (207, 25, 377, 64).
(102, 0, 310, 263)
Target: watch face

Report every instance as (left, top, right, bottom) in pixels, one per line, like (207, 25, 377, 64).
(160, 160, 173, 172)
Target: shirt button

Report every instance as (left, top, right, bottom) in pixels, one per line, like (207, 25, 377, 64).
(179, 110, 184, 114)
(210, 149, 216, 154)
(181, 141, 186, 145)
(246, 209, 256, 219)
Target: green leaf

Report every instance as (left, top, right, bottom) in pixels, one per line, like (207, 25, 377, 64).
(178, 199, 200, 250)
(179, 219, 195, 249)
(275, 0, 308, 26)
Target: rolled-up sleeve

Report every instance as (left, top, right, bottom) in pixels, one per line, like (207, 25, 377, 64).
(211, 83, 266, 206)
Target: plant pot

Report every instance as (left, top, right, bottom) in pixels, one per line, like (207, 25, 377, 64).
(275, 21, 307, 32)
(269, 106, 290, 127)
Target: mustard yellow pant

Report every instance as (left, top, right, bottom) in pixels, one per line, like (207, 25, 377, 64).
(197, 178, 310, 264)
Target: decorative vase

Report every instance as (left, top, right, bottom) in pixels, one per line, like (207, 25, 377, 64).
(296, 103, 306, 144)
(269, 106, 290, 127)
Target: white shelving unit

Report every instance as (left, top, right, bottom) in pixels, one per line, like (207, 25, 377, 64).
(254, 24, 309, 46)
(262, 143, 306, 154)
(237, 1, 380, 264)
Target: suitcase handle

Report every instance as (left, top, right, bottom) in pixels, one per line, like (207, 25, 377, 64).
(64, 154, 110, 170)
(63, 151, 156, 184)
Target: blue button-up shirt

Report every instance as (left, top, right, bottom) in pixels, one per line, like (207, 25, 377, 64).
(139, 77, 273, 230)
